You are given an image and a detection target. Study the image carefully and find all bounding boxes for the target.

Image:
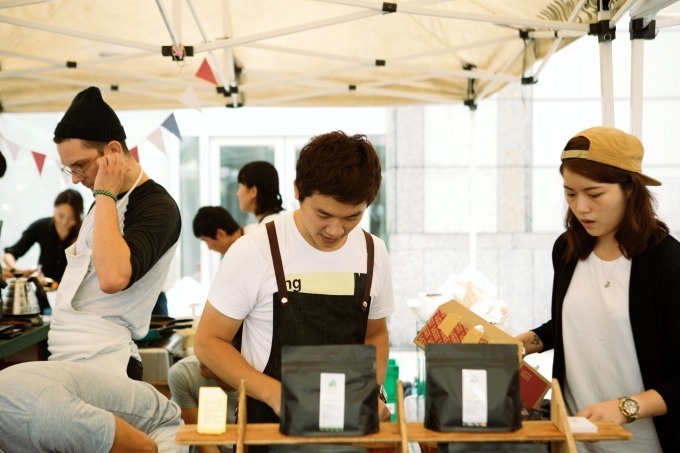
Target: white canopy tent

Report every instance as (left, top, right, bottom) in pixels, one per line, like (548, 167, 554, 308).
(0, 1, 677, 122)
(0, 0, 672, 115)
(2, 0, 679, 272)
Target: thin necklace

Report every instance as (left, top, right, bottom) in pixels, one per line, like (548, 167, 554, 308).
(601, 256, 621, 288)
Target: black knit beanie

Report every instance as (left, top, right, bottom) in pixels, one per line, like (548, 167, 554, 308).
(54, 87, 126, 142)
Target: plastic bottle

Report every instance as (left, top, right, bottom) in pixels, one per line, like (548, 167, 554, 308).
(385, 358, 399, 422)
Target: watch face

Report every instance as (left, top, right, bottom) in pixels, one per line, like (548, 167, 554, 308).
(621, 398, 639, 417)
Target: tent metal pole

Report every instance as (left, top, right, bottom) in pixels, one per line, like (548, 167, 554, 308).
(595, 4, 616, 127)
(221, 0, 241, 107)
(476, 46, 524, 102)
(154, 0, 180, 51)
(609, 0, 636, 28)
(0, 14, 158, 52)
(392, 35, 516, 62)
(195, 10, 380, 52)
(185, 0, 231, 90)
(629, 14, 659, 138)
(468, 109, 477, 271)
(398, 5, 590, 33)
(630, 38, 645, 137)
(533, 0, 590, 80)
(656, 17, 680, 28)
(321, 0, 590, 32)
(599, 41, 615, 126)
(0, 0, 52, 8)
(241, 64, 369, 92)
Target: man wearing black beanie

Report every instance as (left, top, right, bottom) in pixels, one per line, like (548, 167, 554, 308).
(47, 86, 181, 381)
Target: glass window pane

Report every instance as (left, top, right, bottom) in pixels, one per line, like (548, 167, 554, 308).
(179, 137, 200, 280)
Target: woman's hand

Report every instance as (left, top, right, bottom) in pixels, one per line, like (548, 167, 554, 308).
(576, 399, 627, 425)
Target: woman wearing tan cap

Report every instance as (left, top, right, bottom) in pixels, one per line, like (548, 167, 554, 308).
(517, 126, 678, 452)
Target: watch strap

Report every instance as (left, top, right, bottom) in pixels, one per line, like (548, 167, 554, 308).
(618, 396, 640, 423)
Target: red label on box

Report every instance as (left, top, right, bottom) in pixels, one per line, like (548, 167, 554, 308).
(414, 309, 471, 345)
(519, 362, 551, 409)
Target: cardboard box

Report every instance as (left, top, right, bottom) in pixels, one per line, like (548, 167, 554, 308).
(413, 299, 551, 409)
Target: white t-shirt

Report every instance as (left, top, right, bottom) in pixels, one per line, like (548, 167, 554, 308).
(208, 211, 395, 372)
(243, 212, 284, 235)
(563, 252, 662, 452)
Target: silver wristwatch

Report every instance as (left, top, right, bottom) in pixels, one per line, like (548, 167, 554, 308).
(618, 397, 640, 423)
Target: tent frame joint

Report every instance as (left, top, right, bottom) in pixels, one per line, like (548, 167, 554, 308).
(382, 2, 397, 13)
(463, 99, 477, 111)
(589, 20, 616, 43)
(161, 45, 194, 61)
(630, 18, 656, 41)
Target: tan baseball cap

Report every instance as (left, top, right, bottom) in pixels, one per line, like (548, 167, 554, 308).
(561, 126, 661, 186)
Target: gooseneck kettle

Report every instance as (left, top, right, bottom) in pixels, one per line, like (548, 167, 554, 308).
(1, 276, 50, 316)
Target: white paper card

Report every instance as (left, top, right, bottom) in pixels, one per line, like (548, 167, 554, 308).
(197, 386, 228, 434)
(319, 372, 345, 431)
(462, 369, 488, 427)
(568, 416, 598, 433)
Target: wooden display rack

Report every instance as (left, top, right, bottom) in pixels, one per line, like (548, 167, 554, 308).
(176, 378, 632, 452)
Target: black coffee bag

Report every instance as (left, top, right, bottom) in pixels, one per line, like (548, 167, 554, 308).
(425, 343, 521, 432)
(280, 344, 380, 436)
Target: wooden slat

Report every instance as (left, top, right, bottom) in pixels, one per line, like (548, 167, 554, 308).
(550, 378, 577, 453)
(176, 379, 632, 448)
(396, 380, 409, 453)
(407, 421, 566, 442)
(177, 420, 631, 445)
(237, 380, 246, 453)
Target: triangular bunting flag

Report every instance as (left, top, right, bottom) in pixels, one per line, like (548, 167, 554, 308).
(130, 146, 140, 163)
(179, 85, 202, 112)
(6, 139, 21, 160)
(147, 128, 166, 154)
(195, 57, 218, 85)
(161, 114, 182, 141)
(31, 151, 46, 175)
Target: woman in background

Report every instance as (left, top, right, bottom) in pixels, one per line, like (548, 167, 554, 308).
(3, 188, 84, 284)
(237, 161, 284, 233)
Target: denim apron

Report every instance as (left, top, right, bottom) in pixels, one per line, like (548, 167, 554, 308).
(244, 221, 375, 448)
(47, 168, 144, 376)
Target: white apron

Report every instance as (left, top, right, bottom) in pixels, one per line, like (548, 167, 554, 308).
(48, 168, 144, 377)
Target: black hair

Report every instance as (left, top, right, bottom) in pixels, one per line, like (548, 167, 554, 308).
(193, 206, 241, 239)
(237, 161, 283, 216)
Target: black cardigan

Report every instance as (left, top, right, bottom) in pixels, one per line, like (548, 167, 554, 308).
(533, 233, 680, 451)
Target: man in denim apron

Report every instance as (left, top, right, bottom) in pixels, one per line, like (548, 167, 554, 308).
(47, 87, 180, 380)
(195, 131, 395, 447)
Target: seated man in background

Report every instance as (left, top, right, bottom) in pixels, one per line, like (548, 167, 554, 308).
(0, 361, 187, 452)
(192, 206, 243, 254)
(168, 206, 242, 453)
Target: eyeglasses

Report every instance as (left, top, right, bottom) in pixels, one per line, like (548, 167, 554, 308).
(60, 146, 106, 178)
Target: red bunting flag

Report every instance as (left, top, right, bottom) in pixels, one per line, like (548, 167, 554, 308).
(195, 57, 217, 85)
(130, 146, 139, 163)
(31, 151, 46, 175)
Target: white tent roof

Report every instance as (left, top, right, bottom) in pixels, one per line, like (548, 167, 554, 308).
(0, 0, 678, 112)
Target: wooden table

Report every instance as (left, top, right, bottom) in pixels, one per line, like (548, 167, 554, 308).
(0, 321, 49, 365)
(177, 379, 632, 453)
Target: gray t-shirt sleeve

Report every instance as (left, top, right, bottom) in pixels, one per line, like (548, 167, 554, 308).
(168, 355, 215, 409)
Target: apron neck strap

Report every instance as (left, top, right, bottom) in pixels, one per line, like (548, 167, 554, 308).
(266, 221, 288, 304)
(361, 230, 374, 310)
